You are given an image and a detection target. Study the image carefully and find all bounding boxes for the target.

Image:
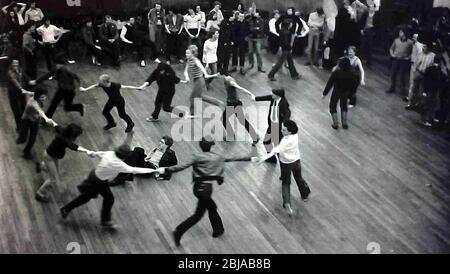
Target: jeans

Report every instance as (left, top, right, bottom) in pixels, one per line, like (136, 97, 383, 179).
(408, 71, 424, 106)
(189, 77, 223, 115)
(37, 152, 61, 197)
(165, 32, 182, 61)
(42, 43, 55, 71)
(268, 50, 299, 78)
(151, 89, 175, 119)
(248, 38, 263, 68)
(389, 58, 410, 95)
(175, 182, 224, 238)
(306, 29, 322, 64)
(329, 91, 349, 113)
(24, 51, 37, 79)
(7, 88, 26, 130)
(217, 43, 232, 74)
(280, 160, 311, 206)
(46, 88, 83, 118)
(17, 118, 39, 156)
(102, 97, 133, 126)
(232, 43, 246, 68)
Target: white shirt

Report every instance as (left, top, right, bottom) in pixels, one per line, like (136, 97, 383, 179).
(24, 8, 44, 23)
(37, 24, 61, 43)
(272, 134, 301, 164)
(411, 41, 423, 64)
(94, 151, 153, 182)
(206, 20, 220, 32)
(146, 149, 164, 168)
(184, 14, 201, 30)
(270, 99, 281, 123)
(308, 12, 325, 29)
(197, 11, 206, 28)
(269, 18, 278, 36)
(203, 39, 218, 64)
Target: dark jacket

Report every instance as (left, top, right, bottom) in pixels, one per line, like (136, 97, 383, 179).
(232, 20, 249, 45)
(255, 95, 291, 125)
(36, 67, 80, 90)
(423, 64, 445, 96)
(99, 22, 119, 42)
(247, 15, 265, 39)
(81, 26, 96, 47)
(323, 68, 357, 97)
(165, 13, 184, 33)
(218, 18, 234, 46)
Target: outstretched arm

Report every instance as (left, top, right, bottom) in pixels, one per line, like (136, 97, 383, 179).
(121, 85, 143, 90)
(79, 83, 99, 92)
(231, 81, 256, 99)
(184, 63, 190, 82)
(195, 59, 219, 78)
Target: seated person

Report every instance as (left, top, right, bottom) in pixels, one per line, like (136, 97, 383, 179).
(110, 136, 177, 185)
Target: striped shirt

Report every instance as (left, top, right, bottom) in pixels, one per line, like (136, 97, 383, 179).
(187, 58, 203, 79)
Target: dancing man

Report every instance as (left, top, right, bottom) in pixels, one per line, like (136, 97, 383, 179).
(80, 74, 140, 133)
(60, 145, 157, 228)
(156, 137, 254, 246)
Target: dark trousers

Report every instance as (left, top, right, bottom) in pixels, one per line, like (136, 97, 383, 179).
(248, 38, 263, 68)
(217, 43, 232, 74)
(232, 43, 246, 67)
(7, 88, 26, 130)
(151, 89, 175, 119)
(222, 102, 258, 142)
(102, 97, 133, 126)
(263, 121, 281, 152)
(100, 40, 120, 65)
(24, 51, 37, 79)
(349, 75, 361, 106)
(268, 33, 280, 55)
(42, 43, 55, 71)
(268, 50, 299, 78)
(329, 91, 349, 113)
(175, 182, 224, 238)
(46, 88, 83, 118)
(165, 32, 182, 61)
(85, 44, 104, 62)
(280, 160, 310, 205)
(361, 28, 375, 65)
(17, 118, 39, 156)
(135, 36, 158, 61)
(63, 172, 115, 223)
(389, 58, 410, 95)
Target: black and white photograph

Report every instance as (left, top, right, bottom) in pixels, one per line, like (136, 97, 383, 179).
(0, 0, 450, 261)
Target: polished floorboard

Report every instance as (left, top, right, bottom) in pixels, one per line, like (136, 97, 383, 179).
(0, 51, 449, 254)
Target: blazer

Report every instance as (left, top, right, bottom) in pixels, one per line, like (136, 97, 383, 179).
(148, 8, 166, 26)
(255, 95, 291, 125)
(147, 147, 178, 180)
(165, 13, 184, 33)
(323, 69, 357, 97)
(98, 22, 119, 42)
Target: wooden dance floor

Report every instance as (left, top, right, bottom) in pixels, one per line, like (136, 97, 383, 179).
(1, 53, 449, 254)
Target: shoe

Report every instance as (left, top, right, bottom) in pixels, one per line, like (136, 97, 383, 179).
(402, 97, 409, 102)
(101, 221, 118, 228)
(348, 104, 355, 108)
(140, 60, 146, 67)
(125, 122, 135, 133)
(146, 117, 159, 122)
(179, 59, 184, 64)
(91, 56, 96, 65)
(96, 62, 102, 66)
(258, 67, 266, 73)
(23, 152, 34, 160)
(166, 60, 171, 65)
(36, 161, 43, 173)
(292, 75, 301, 80)
(239, 68, 246, 75)
(423, 121, 432, 127)
(405, 105, 413, 110)
(80, 105, 84, 117)
(172, 230, 181, 247)
(252, 138, 259, 146)
(155, 58, 161, 64)
(212, 230, 224, 238)
(229, 67, 237, 73)
(60, 207, 69, 219)
(304, 62, 311, 66)
(285, 203, 293, 216)
(385, 89, 394, 94)
(331, 113, 339, 130)
(103, 123, 117, 130)
(35, 193, 50, 203)
(268, 75, 276, 81)
(302, 190, 311, 202)
(67, 60, 75, 64)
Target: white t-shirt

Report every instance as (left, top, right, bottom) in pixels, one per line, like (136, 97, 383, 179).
(37, 24, 61, 43)
(203, 39, 218, 64)
(272, 134, 301, 164)
(184, 14, 201, 30)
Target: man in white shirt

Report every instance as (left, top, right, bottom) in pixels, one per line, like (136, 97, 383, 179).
(24, 1, 44, 24)
(268, 10, 280, 54)
(306, 8, 325, 66)
(256, 120, 311, 216)
(408, 33, 423, 99)
(37, 18, 63, 70)
(61, 145, 156, 228)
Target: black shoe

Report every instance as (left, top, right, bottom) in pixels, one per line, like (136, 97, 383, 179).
(342, 123, 349, 130)
(36, 161, 43, 173)
(16, 138, 25, 144)
(35, 193, 50, 203)
(103, 123, 117, 130)
(292, 75, 301, 80)
(173, 230, 181, 247)
(229, 67, 237, 73)
(332, 124, 338, 130)
(212, 230, 224, 238)
(258, 67, 266, 73)
(405, 105, 413, 111)
(101, 221, 118, 229)
(125, 122, 135, 133)
(23, 152, 34, 160)
(268, 75, 276, 81)
(385, 89, 394, 94)
(239, 68, 246, 75)
(402, 97, 409, 102)
(80, 105, 84, 117)
(60, 207, 69, 219)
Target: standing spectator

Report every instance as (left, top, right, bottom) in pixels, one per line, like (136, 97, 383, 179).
(195, 5, 206, 30)
(147, 2, 166, 55)
(164, 8, 184, 64)
(386, 29, 413, 96)
(334, 0, 358, 56)
(406, 42, 436, 110)
(351, 0, 368, 49)
(22, 23, 37, 79)
(217, 11, 235, 75)
(98, 15, 121, 67)
(206, 11, 221, 32)
(268, 10, 281, 55)
(408, 33, 423, 101)
(203, 29, 220, 89)
(210, 1, 224, 24)
(246, 10, 266, 72)
(2, 1, 26, 30)
(230, 12, 248, 75)
(184, 8, 202, 56)
(81, 18, 103, 66)
(422, 56, 446, 126)
(23, 1, 43, 24)
(305, 8, 326, 66)
(268, 21, 301, 81)
(360, 3, 376, 66)
(37, 18, 63, 71)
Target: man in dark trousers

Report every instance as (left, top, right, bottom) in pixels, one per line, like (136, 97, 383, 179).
(60, 145, 156, 228)
(157, 137, 254, 247)
(254, 88, 291, 163)
(137, 61, 187, 122)
(80, 74, 141, 133)
(30, 62, 84, 118)
(230, 12, 248, 75)
(22, 23, 37, 79)
(98, 15, 120, 67)
(81, 18, 103, 66)
(217, 11, 235, 75)
(246, 10, 266, 72)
